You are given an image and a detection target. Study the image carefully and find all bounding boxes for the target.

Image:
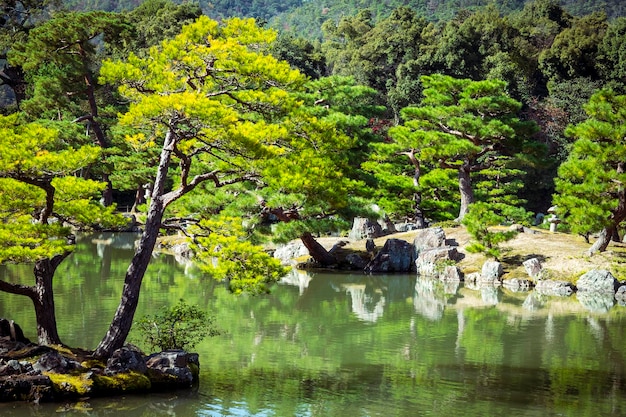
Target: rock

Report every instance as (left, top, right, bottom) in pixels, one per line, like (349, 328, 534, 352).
(32, 351, 83, 374)
(481, 261, 503, 283)
(0, 374, 55, 403)
(365, 239, 415, 273)
(576, 269, 620, 293)
(439, 265, 463, 282)
(349, 217, 385, 240)
(464, 272, 481, 286)
(328, 240, 349, 254)
(0, 360, 34, 377)
(413, 227, 446, 257)
(415, 246, 463, 276)
(273, 240, 309, 265)
(503, 278, 533, 292)
(394, 222, 419, 232)
(523, 258, 543, 279)
(145, 350, 199, 388)
(105, 346, 147, 375)
(534, 280, 575, 297)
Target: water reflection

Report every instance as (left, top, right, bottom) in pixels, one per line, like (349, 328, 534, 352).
(2, 234, 626, 417)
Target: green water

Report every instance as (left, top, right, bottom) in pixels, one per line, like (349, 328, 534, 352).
(1, 233, 626, 416)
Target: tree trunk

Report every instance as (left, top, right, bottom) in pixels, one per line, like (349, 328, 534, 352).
(31, 256, 66, 345)
(589, 163, 626, 255)
(0, 64, 27, 108)
(457, 163, 474, 221)
(0, 253, 68, 346)
(587, 227, 612, 255)
(300, 232, 336, 266)
(94, 130, 175, 358)
(402, 149, 425, 228)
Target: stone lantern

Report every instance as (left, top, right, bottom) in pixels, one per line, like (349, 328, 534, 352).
(547, 205, 560, 233)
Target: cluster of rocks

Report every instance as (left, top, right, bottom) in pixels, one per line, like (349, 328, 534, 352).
(275, 220, 626, 312)
(0, 319, 199, 403)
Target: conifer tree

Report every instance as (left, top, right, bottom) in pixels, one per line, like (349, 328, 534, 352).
(94, 16, 362, 357)
(554, 89, 626, 254)
(0, 114, 122, 345)
(389, 74, 538, 221)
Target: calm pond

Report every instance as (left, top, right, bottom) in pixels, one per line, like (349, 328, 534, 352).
(1, 233, 626, 416)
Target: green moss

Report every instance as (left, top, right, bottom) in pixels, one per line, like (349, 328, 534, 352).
(92, 371, 151, 393)
(45, 372, 93, 396)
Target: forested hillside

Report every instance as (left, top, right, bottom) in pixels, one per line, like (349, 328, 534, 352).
(60, 0, 625, 38)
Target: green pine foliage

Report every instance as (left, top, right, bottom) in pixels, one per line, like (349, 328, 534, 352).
(554, 89, 626, 238)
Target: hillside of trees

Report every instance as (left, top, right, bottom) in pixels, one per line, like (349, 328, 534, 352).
(1, 0, 626, 353)
(59, 0, 626, 39)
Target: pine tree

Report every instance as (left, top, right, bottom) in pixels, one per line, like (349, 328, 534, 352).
(554, 89, 626, 254)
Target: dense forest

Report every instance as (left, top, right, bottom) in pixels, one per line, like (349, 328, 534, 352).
(58, 0, 626, 38)
(1, 0, 626, 350)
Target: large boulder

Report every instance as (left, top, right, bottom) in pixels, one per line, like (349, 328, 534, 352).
(32, 351, 83, 374)
(576, 269, 620, 293)
(413, 227, 447, 257)
(481, 261, 503, 284)
(415, 246, 463, 276)
(349, 217, 385, 240)
(365, 239, 415, 273)
(273, 240, 309, 265)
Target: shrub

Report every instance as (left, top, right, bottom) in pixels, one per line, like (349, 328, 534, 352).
(135, 300, 221, 351)
(462, 202, 518, 260)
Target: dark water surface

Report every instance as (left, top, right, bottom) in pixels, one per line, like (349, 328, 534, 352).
(1, 233, 625, 416)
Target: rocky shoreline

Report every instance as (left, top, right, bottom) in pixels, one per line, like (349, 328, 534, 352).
(274, 224, 626, 312)
(0, 322, 198, 403)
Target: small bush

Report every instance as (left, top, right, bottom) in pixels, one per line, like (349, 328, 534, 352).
(135, 300, 221, 351)
(462, 202, 518, 260)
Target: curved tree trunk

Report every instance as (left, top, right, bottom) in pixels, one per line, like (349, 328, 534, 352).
(587, 227, 611, 256)
(300, 232, 336, 266)
(588, 163, 626, 255)
(94, 130, 175, 358)
(457, 163, 474, 221)
(0, 253, 69, 346)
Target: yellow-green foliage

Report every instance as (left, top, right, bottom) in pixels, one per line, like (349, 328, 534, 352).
(191, 216, 289, 294)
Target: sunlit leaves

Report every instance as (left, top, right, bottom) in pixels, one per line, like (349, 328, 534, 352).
(191, 217, 289, 295)
(0, 114, 125, 263)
